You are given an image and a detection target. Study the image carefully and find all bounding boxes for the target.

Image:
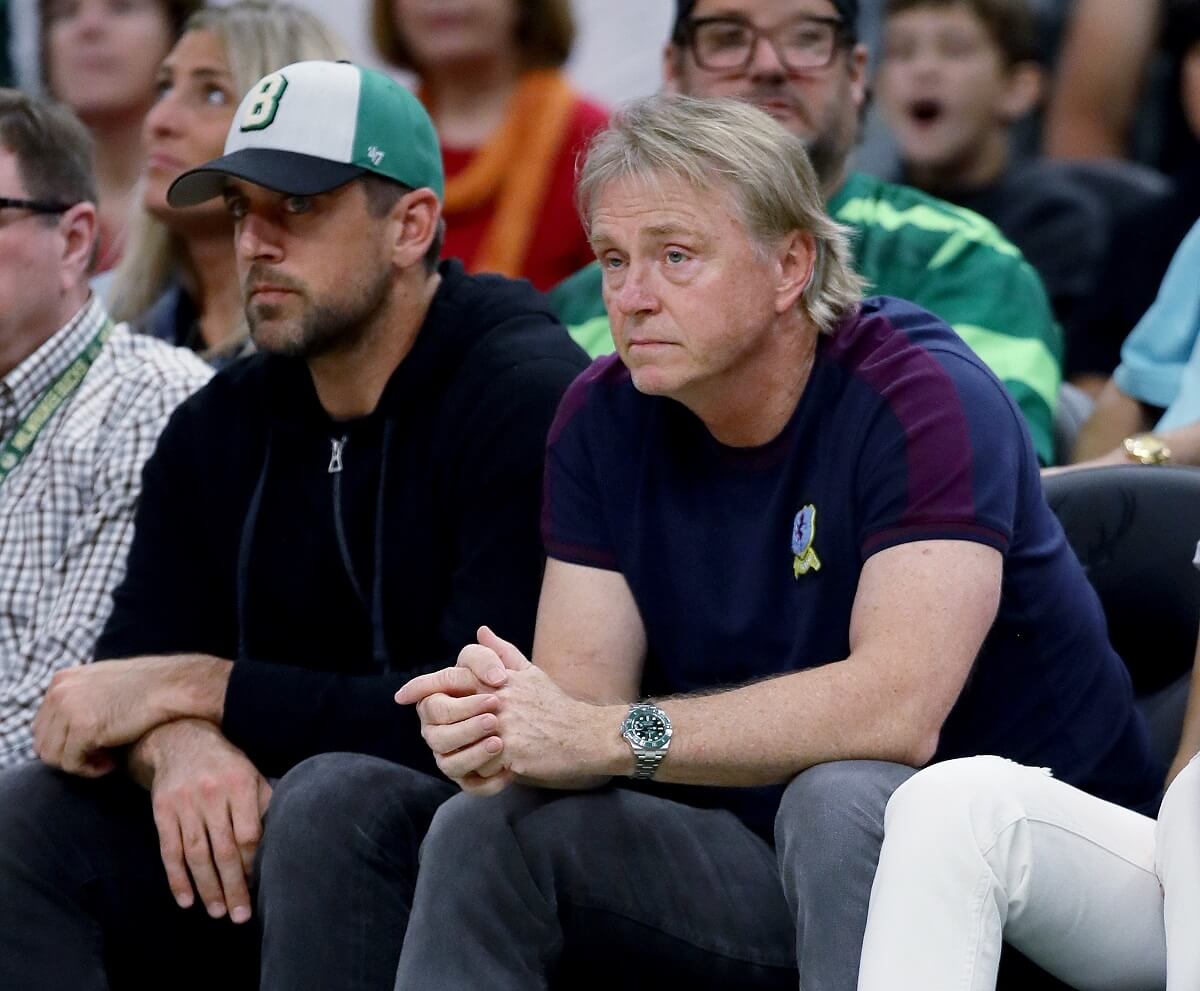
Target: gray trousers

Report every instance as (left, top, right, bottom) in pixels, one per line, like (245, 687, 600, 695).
(395, 759, 916, 991)
(0, 752, 453, 991)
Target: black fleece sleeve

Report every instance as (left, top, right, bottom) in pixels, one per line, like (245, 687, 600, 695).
(103, 399, 443, 775)
(218, 348, 587, 777)
(95, 399, 242, 663)
(221, 663, 441, 777)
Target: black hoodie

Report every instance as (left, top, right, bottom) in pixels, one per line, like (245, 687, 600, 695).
(97, 261, 590, 778)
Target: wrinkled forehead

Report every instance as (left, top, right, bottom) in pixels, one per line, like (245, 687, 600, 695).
(586, 169, 748, 248)
(587, 168, 735, 226)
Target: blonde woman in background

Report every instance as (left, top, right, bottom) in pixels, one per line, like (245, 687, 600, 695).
(372, 0, 607, 291)
(107, 0, 346, 365)
(41, 0, 201, 273)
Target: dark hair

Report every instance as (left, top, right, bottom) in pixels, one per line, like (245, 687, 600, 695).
(1164, 0, 1200, 57)
(360, 173, 443, 274)
(372, 0, 574, 73)
(0, 88, 96, 208)
(673, 0, 861, 44)
(884, 0, 1038, 65)
(40, 0, 204, 91)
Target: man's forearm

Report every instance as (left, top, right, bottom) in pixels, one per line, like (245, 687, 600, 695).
(126, 715, 238, 790)
(126, 718, 197, 789)
(1073, 382, 1154, 462)
(32, 653, 235, 776)
(151, 654, 233, 724)
(570, 657, 940, 788)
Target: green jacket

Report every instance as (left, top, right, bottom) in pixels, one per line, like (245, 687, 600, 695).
(549, 171, 1063, 465)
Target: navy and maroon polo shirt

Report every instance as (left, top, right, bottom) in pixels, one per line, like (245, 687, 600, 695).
(542, 296, 1159, 834)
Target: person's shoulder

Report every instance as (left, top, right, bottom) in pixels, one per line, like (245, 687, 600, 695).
(994, 160, 1109, 228)
(831, 299, 1031, 462)
(831, 298, 1016, 406)
(564, 351, 631, 396)
(565, 92, 610, 141)
(439, 264, 590, 375)
(94, 325, 212, 422)
(831, 296, 958, 364)
(438, 260, 555, 328)
(548, 261, 605, 327)
(831, 171, 1024, 262)
(102, 324, 210, 386)
(149, 349, 272, 438)
(70, 327, 213, 468)
(548, 352, 637, 443)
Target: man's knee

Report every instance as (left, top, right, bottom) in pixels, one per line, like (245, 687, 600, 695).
(420, 785, 550, 861)
(885, 756, 1022, 825)
(0, 762, 134, 868)
(0, 760, 157, 905)
(263, 753, 454, 862)
(419, 786, 612, 894)
(775, 760, 915, 855)
(0, 762, 65, 847)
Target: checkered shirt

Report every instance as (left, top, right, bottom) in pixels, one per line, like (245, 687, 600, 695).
(0, 297, 212, 767)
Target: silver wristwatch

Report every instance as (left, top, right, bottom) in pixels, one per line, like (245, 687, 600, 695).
(620, 703, 673, 780)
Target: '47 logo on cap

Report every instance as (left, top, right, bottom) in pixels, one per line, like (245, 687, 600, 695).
(241, 72, 289, 132)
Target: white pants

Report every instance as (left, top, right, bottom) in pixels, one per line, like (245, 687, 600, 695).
(857, 755, 1200, 991)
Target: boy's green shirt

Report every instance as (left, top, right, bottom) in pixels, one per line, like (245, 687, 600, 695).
(549, 170, 1063, 465)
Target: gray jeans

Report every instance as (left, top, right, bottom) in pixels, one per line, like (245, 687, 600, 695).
(0, 752, 453, 991)
(394, 759, 916, 991)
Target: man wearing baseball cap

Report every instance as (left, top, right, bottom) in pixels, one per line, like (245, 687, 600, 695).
(553, 0, 1065, 468)
(0, 60, 587, 990)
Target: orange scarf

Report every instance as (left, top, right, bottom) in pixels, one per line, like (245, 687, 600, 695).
(427, 70, 576, 278)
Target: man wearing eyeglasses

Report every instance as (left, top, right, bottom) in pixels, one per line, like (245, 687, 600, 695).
(553, 0, 1065, 466)
(0, 89, 210, 768)
(671, 0, 863, 195)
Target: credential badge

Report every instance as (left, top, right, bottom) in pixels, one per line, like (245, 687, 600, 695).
(792, 504, 821, 578)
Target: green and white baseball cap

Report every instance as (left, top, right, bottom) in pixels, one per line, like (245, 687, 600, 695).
(168, 60, 444, 207)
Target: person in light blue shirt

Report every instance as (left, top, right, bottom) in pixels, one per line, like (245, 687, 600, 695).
(1114, 218, 1200, 431)
(1072, 217, 1200, 466)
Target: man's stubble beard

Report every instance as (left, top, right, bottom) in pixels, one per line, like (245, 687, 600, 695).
(677, 67, 858, 190)
(246, 262, 394, 361)
(760, 80, 858, 190)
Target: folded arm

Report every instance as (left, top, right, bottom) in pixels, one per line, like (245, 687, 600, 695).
(404, 539, 1001, 790)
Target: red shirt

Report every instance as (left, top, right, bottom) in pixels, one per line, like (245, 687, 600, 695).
(440, 95, 608, 292)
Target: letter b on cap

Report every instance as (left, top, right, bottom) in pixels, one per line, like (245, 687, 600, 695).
(240, 73, 289, 132)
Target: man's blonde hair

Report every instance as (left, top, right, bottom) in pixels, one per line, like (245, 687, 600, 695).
(577, 95, 865, 333)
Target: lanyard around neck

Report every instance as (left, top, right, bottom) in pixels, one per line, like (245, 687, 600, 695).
(0, 320, 113, 486)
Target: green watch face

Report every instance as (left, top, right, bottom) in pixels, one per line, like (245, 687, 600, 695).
(628, 709, 670, 749)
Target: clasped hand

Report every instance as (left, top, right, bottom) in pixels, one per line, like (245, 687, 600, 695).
(396, 627, 598, 794)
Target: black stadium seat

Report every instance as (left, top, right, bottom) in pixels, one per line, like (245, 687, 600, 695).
(1043, 464, 1200, 764)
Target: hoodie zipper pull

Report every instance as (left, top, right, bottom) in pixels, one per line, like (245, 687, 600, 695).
(328, 436, 346, 474)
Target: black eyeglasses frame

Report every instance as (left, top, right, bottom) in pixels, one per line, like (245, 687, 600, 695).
(0, 195, 78, 216)
(682, 15, 851, 73)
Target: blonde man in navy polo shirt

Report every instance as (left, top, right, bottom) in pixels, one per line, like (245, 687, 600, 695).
(398, 95, 1158, 990)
